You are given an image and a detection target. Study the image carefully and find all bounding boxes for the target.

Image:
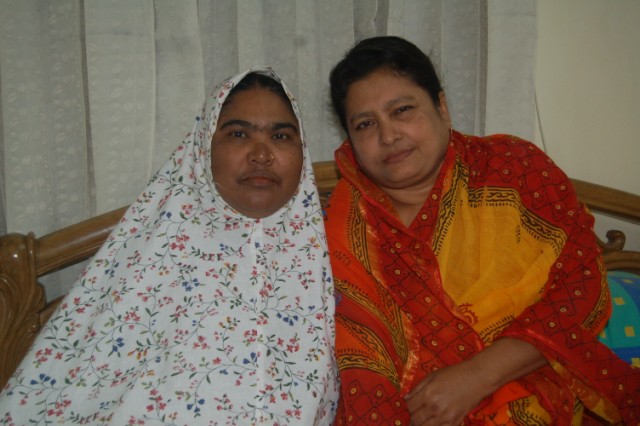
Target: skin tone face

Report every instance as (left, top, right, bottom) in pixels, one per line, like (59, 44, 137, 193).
(211, 87, 303, 219)
(344, 68, 451, 225)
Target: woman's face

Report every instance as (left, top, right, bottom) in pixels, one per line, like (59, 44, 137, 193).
(211, 87, 303, 218)
(344, 69, 451, 193)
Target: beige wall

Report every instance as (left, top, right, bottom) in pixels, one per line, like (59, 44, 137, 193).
(535, 1, 640, 250)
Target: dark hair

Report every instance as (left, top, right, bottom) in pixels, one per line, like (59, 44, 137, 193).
(225, 72, 292, 112)
(329, 36, 443, 132)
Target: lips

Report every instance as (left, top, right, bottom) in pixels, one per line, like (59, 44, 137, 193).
(383, 148, 413, 164)
(239, 170, 280, 187)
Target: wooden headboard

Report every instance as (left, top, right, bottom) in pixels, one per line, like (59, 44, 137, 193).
(1, 160, 639, 389)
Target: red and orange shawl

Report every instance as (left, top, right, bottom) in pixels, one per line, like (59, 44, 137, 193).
(324, 131, 640, 425)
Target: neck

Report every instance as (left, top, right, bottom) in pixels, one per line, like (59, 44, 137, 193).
(380, 158, 444, 227)
(384, 184, 434, 227)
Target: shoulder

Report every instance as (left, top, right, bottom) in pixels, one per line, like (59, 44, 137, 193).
(454, 132, 567, 186)
(453, 133, 584, 225)
(456, 133, 550, 167)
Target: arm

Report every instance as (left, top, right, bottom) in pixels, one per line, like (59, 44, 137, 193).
(405, 338, 546, 426)
(404, 136, 608, 425)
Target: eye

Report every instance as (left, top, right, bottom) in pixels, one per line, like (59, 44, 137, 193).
(272, 130, 299, 144)
(354, 119, 374, 131)
(230, 130, 247, 138)
(395, 105, 414, 115)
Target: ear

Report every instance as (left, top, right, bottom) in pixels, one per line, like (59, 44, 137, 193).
(437, 91, 451, 122)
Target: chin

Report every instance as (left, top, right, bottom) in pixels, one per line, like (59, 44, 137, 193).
(241, 203, 281, 219)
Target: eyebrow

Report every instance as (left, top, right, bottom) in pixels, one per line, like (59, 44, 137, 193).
(218, 119, 299, 134)
(348, 95, 415, 126)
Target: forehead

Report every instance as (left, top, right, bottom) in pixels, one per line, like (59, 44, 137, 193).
(345, 70, 426, 110)
(218, 87, 297, 123)
(348, 70, 421, 96)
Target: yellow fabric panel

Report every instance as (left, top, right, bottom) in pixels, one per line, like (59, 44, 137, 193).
(435, 179, 566, 339)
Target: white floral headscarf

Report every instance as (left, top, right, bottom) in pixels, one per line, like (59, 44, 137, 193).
(0, 67, 339, 425)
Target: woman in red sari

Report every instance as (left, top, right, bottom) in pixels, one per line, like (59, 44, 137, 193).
(325, 36, 639, 425)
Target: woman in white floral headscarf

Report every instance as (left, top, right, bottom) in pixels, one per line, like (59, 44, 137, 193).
(0, 68, 339, 425)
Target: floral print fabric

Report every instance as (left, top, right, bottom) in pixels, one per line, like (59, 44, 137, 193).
(0, 68, 339, 425)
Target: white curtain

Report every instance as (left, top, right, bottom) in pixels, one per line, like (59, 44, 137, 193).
(0, 0, 537, 298)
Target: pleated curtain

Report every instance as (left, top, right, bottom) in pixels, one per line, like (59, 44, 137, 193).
(0, 0, 537, 298)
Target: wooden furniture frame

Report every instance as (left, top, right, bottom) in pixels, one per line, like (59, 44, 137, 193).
(1, 160, 639, 389)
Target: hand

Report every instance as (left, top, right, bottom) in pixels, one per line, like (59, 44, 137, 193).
(404, 360, 487, 426)
(404, 338, 547, 425)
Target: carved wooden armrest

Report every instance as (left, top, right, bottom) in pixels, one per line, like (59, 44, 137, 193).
(0, 207, 127, 387)
(571, 178, 640, 274)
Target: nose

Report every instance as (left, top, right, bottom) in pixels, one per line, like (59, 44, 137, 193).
(249, 142, 274, 165)
(379, 120, 399, 146)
